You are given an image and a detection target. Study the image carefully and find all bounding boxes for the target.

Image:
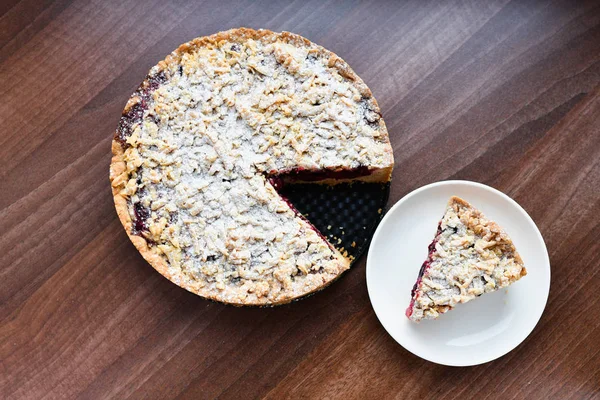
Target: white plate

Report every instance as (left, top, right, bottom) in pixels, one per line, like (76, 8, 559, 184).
(366, 180, 550, 366)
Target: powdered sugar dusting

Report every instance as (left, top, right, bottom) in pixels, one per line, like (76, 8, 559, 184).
(408, 197, 526, 321)
(114, 30, 393, 304)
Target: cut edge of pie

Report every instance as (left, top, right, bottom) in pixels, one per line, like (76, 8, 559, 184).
(405, 196, 526, 322)
(110, 28, 394, 306)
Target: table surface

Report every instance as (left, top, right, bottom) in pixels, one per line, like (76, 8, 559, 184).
(1, 0, 599, 399)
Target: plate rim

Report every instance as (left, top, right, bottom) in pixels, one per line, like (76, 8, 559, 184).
(366, 179, 551, 367)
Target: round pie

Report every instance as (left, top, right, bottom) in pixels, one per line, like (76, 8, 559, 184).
(110, 28, 394, 305)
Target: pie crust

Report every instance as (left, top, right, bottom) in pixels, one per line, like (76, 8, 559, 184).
(110, 28, 394, 305)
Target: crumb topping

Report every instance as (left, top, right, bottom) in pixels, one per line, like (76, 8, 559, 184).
(407, 197, 526, 321)
(110, 29, 393, 305)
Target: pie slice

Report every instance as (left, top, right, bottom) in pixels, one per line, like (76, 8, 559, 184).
(110, 28, 394, 306)
(406, 196, 526, 322)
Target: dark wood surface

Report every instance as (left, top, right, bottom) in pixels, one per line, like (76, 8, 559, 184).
(1, 0, 599, 398)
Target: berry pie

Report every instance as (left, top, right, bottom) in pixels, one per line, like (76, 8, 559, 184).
(406, 196, 526, 322)
(110, 28, 394, 305)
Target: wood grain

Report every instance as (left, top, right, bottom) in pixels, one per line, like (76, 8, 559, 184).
(1, 0, 599, 399)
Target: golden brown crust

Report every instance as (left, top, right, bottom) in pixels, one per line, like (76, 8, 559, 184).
(110, 28, 390, 306)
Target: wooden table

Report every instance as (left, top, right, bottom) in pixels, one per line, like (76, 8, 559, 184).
(1, 1, 599, 398)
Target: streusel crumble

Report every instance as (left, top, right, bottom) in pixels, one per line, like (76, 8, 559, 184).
(407, 196, 526, 321)
(110, 28, 394, 305)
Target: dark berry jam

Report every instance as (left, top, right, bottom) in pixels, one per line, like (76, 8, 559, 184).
(145, 70, 167, 92)
(361, 98, 381, 127)
(269, 166, 373, 183)
(267, 176, 284, 190)
(132, 202, 150, 235)
(115, 70, 168, 146)
(406, 223, 442, 318)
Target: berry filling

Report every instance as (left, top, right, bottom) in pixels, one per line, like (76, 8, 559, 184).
(361, 98, 382, 128)
(116, 71, 167, 146)
(132, 202, 150, 235)
(268, 166, 374, 183)
(406, 223, 442, 318)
